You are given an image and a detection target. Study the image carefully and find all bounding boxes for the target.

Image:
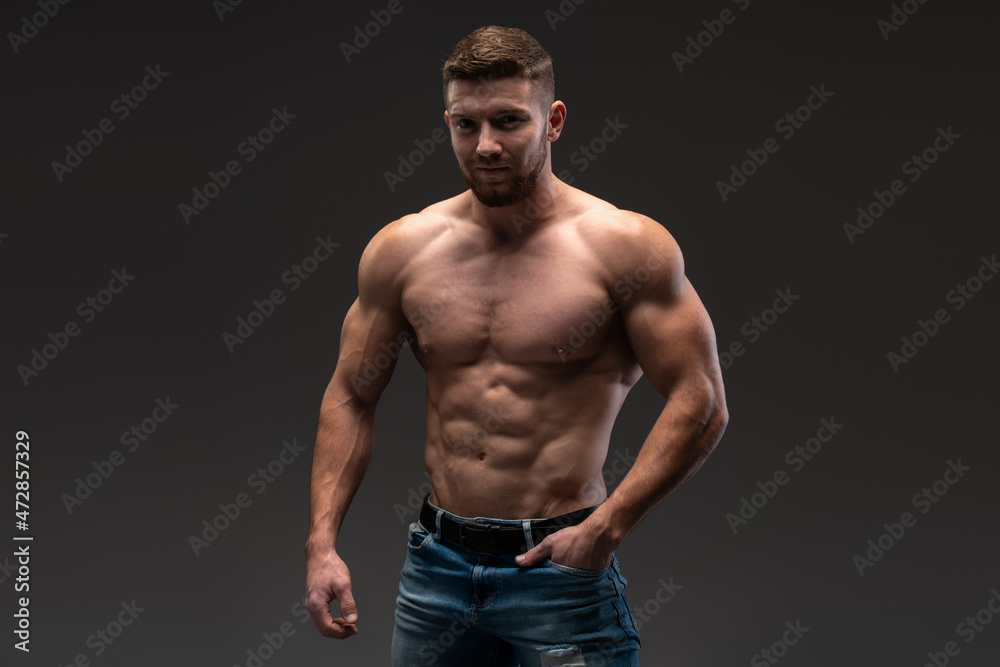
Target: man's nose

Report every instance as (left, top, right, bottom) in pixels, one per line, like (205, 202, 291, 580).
(476, 127, 502, 157)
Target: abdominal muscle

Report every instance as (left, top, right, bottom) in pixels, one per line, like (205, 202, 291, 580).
(423, 356, 638, 520)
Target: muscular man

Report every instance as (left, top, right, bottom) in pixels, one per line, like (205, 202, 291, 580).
(305, 25, 728, 665)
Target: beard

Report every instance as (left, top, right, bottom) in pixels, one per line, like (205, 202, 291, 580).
(462, 132, 548, 208)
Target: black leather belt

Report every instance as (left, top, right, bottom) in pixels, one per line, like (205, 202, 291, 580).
(419, 495, 597, 555)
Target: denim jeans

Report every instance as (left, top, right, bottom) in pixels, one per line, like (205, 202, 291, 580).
(391, 502, 641, 666)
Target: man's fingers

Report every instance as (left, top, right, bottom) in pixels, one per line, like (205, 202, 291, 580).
(308, 608, 359, 639)
(331, 618, 359, 637)
(515, 539, 550, 566)
(307, 595, 338, 637)
(338, 594, 358, 624)
(305, 551, 358, 639)
(307, 591, 359, 639)
(330, 574, 358, 623)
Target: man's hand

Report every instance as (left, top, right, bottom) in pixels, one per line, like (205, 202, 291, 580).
(515, 522, 615, 571)
(305, 547, 359, 638)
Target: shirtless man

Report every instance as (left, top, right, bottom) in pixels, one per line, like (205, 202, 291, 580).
(305, 26, 728, 665)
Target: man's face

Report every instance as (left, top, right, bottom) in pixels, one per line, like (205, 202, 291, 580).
(445, 77, 552, 208)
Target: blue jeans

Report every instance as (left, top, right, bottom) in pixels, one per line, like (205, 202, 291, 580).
(391, 501, 641, 666)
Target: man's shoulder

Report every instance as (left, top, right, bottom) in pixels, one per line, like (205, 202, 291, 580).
(561, 185, 673, 240)
(567, 193, 682, 275)
(361, 196, 464, 267)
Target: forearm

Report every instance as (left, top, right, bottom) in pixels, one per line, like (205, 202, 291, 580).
(305, 394, 376, 552)
(589, 387, 728, 549)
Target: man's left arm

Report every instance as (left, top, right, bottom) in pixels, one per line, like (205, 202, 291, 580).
(517, 214, 729, 569)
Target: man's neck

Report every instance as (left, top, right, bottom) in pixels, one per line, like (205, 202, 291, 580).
(468, 170, 565, 242)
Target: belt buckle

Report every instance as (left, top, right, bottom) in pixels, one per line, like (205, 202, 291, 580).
(458, 522, 502, 554)
(458, 522, 479, 553)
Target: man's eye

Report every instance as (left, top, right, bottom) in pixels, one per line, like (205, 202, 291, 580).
(457, 119, 474, 129)
(500, 116, 521, 124)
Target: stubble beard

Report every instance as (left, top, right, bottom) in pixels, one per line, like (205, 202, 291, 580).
(462, 132, 548, 208)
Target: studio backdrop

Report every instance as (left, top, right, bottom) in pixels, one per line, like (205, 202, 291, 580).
(3, 0, 998, 665)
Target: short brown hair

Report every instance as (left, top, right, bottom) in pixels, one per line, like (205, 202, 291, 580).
(442, 25, 555, 107)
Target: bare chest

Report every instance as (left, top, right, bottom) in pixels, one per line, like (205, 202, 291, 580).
(401, 248, 619, 365)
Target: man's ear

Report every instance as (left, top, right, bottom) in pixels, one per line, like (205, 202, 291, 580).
(547, 100, 567, 142)
(443, 110, 450, 128)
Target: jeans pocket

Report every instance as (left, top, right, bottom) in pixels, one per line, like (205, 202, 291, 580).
(541, 558, 610, 578)
(406, 521, 434, 554)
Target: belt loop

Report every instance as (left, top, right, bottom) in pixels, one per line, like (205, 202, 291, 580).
(424, 493, 443, 539)
(521, 519, 534, 550)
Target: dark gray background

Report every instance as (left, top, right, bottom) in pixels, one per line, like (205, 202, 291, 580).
(3, 0, 998, 665)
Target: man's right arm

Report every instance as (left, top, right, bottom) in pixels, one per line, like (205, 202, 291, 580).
(304, 221, 412, 639)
